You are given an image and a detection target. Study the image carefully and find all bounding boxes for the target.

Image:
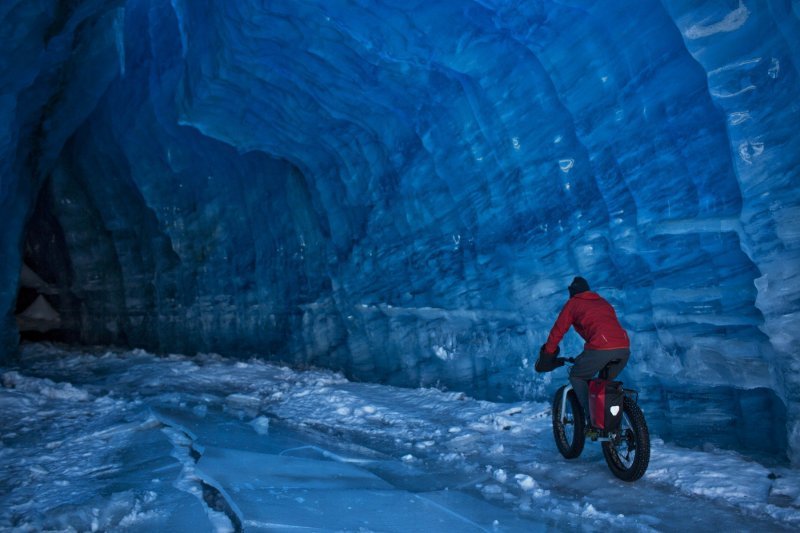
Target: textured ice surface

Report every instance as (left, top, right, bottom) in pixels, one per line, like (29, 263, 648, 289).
(1, 1, 799, 460)
(2, 345, 798, 531)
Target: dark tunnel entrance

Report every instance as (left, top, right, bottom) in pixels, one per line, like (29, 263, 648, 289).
(16, 178, 81, 343)
(15, 176, 128, 347)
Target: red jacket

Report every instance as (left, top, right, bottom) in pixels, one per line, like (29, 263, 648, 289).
(544, 291, 629, 354)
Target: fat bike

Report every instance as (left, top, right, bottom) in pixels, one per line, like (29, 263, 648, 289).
(552, 358, 650, 481)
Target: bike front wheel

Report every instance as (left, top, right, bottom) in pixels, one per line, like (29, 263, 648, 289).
(602, 396, 650, 481)
(552, 385, 585, 458)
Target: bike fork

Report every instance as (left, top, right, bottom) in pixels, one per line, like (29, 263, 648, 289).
(560, 384, 573, 423)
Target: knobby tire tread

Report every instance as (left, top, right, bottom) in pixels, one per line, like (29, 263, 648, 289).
(602, 396, 650, 482)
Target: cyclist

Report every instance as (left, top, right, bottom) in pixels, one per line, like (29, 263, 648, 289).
(535, 277, 630, 425)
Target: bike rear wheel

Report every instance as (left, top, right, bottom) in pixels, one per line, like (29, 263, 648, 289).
(602, 396, 650, 481)
(552, 385, 585, 458)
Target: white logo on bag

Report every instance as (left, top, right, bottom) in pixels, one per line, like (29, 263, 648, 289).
(610, 406, 620, 416)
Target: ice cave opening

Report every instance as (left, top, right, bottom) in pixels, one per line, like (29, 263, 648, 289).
(16, 178, 73, 345)
(15, 171, 128, 347)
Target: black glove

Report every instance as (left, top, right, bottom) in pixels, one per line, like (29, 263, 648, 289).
(534, 344, 563, 373)
(539, 344, 559, 357)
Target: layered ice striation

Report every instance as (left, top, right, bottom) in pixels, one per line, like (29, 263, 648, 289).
(1, 1, 798, 460)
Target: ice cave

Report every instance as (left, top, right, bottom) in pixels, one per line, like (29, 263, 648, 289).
(1, 0, 799, 530)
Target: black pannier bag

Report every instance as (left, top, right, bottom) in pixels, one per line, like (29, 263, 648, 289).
(588, 379, 624, 432)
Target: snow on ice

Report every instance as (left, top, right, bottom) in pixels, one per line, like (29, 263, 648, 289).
(1, 344, 798, 531)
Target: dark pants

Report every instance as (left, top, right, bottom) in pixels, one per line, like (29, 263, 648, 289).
(569, 348, 630, 422)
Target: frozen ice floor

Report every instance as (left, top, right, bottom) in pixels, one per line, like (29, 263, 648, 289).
(1, 343, 799, 531)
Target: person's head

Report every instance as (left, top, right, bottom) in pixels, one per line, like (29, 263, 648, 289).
(568, 276, 590, 297)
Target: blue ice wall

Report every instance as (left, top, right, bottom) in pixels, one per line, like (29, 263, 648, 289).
(1, 1, 798, 460)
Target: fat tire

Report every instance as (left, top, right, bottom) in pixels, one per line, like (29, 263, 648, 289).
(602, 396, 650, 481)
(552, 385, 585, 459)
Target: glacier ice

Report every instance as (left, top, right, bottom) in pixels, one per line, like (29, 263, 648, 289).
(0, 1, 798, 462)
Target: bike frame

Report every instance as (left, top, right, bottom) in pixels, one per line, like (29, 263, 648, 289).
(557, 383, 616, 443)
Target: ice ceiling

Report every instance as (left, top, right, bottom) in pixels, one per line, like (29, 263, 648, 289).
(1, 1, 798, 460)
